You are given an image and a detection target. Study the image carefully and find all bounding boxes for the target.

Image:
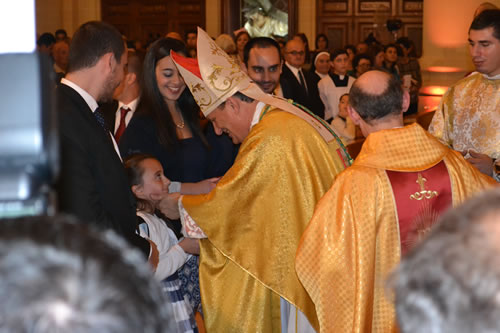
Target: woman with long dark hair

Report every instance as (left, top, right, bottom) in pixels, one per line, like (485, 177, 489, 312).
(119, 37, 238, 315)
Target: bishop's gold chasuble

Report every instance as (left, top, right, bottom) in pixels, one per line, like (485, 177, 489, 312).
(296, 124, 496, 333)
(182, 107, 349, 332)
(429, 72, 500, 159)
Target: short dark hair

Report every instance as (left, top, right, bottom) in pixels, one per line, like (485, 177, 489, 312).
(68, 21, 125, 73)
(396, 37, 412, 50)
(470, 9, 500, 40)
(233, 91, 254, 103)
(353, 53, 372, 70)
(384, 43, 403, 57)
(37, 32, 55, 47)
(243, 37, 281, 66)
(218, 91, 255, 110)
(185, 29, 197, 39)
(55, 29, 67, 38)
(349, 71, 404, 121)
(315, 33, 329, 50)
(392, 188, 500, 333)
(0, 214, 173, 332)
(345, 44, 356, 55)
(235, 30, 251, 44)
(396, 37, 417, 57)
(367, 44, 384, 61)
(330, 48, 348, 61)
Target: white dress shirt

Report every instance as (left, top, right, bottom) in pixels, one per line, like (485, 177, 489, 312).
(61, 78, 122, 161)
(113, 97, 139, 134)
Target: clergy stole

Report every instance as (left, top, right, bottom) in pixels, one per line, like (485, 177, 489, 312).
(386, 161, 452, 255)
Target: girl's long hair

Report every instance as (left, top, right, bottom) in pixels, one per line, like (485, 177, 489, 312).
(124, 153, 156, 213)
(137, 37, 208, 151)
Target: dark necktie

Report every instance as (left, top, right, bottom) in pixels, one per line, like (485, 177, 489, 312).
(94, 107, 108, 132)
(298, 69, 308, 94)
(114, 106, 130, 142)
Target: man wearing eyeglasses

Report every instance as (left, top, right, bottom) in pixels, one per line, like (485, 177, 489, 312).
(280, 39, 325, 118)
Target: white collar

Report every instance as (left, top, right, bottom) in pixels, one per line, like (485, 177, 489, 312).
(315, 71, 328, 79)
(118, 97, 139, 112)
(285, 62, 302, 77)
(61, 78, 99, 112)
(250, 102, 266, 129)
(483, 72, 500, 80)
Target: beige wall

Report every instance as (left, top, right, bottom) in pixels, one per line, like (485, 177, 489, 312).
(205, 0, 221, 37)
(298, 0, 316, 46)
(421, 0, 500, 71)
(420, 0, 500, 87)
(36, 0, 100, 37)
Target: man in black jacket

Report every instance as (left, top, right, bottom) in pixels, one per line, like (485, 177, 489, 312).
(56, 21, 154, 260)
(280, 38, 325, 118)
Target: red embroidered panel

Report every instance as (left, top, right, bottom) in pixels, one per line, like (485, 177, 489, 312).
(386, 161, 452, 255)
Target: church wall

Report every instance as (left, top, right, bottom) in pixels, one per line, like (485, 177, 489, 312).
(421, 0, 500, 88)
(36, 0, 101, 37)
(35, 0, 500, 88)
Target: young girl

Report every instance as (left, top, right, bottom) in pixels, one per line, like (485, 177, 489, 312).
(125, 153, 199, 333)
(330, 93, 356, 145)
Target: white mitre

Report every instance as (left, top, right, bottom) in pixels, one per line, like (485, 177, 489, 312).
(171, 27, 344, 144)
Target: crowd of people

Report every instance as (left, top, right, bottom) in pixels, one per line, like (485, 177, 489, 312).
(14, 6, 500, 332)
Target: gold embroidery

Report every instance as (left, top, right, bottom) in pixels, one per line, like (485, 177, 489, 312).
(410, 173, 438, 200)
(429, 74, 500, 160)
(190, 83, 212, 108)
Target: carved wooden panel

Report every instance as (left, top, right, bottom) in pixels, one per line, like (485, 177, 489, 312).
(317, 0, 422, 51)
(101, 0, 205, 45)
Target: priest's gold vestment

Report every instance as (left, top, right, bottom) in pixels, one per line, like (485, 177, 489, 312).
(429, 72, 500, 159)
(296, 124, 496, 333)
(182, 107, 348, 332)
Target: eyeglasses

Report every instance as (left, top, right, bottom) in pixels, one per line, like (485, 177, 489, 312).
(287, 51, 305, 56)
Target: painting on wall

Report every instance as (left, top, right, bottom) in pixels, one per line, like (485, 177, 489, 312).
(242, 0, 289, 38)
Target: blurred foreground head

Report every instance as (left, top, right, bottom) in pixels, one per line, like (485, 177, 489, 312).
(392, 188, 500, 333)
(0, 214, 172, 333)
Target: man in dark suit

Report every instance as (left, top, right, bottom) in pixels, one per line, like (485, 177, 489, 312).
(281, 39, 325, 118)
(101, 51, 143, 142)
(56, 21, 153, 260)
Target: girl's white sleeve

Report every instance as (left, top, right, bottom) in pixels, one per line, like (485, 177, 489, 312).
(137, 212, 190, 281)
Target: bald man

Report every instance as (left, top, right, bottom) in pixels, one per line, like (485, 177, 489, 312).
(165, 31, 182, 41)
(296, 70, 495, 333)
(280, 39, 324, 117)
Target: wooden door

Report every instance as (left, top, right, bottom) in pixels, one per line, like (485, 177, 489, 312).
(101, 0, 205, 46)
(317, 0, 422, 55)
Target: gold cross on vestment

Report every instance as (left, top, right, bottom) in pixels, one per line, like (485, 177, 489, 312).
(416, 173, 427, 191)
(410, 173, 438, 201)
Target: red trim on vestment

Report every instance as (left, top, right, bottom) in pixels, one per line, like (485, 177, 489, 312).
(386, 161, 452, 255)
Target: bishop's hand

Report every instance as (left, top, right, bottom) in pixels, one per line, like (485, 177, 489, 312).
(158, 192, 181, 220)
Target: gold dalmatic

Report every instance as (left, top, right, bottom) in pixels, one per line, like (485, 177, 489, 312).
(429, 73, 500, 159)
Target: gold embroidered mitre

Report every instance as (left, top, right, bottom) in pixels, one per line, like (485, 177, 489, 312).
(171, 27, 261, 116)
(172, 27, 345, 144)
